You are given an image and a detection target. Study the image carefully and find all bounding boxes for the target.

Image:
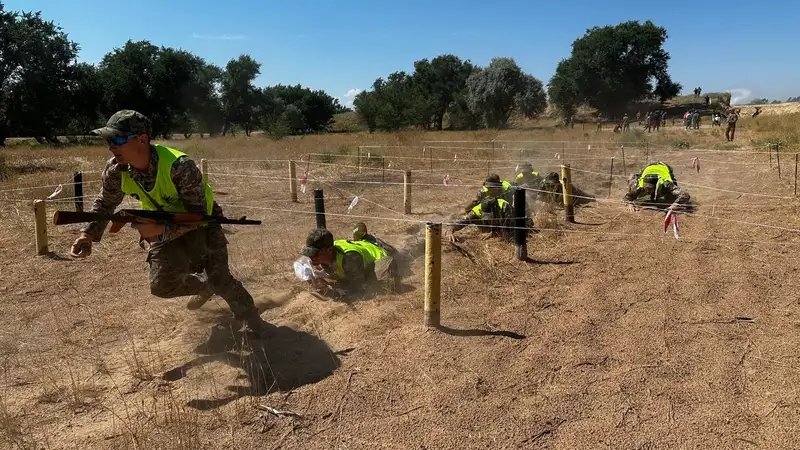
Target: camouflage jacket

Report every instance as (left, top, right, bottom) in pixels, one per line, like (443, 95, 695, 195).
(623, 176, 690, 208)
(450, 203, 514, 234)
(81, 145, 222, 243)
(727, 112, 739, 123)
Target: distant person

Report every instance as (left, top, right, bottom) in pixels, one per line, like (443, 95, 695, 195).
(705, 95, 710, 106)
(622, 113, 630, 132)
(725, 108, 739, 141)
(752, 107, 762, 118)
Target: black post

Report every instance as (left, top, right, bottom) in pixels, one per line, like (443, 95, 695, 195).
(73, 171, 84, 212)
(313, 189, 326, 229)
(513, 187, 527, 260)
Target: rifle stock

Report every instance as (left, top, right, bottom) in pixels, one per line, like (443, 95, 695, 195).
(53, 209, 262, 231)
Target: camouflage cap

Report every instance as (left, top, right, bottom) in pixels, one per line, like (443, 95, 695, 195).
(302, 228, 334, 257)
(484, 173, 502, 188)
(91, 110, 152, 139)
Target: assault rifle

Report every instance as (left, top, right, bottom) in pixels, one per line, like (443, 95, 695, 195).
(53, 209, 262, 234)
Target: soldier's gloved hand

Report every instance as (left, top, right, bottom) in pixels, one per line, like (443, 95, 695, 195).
(70, 233, 93, 258)
(445, 231, 459, 244)
(667, 204, 680, 212)
(625, 203, 637, 213)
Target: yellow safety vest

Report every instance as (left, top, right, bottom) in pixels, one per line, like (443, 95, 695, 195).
(333, 239, 388, 279)
(637, 163, 675, 191)
(515, 171, 539, 181)
(121, 144, 214, 214)
(470, 198, 510, 218)
(482, 181, 512, 193)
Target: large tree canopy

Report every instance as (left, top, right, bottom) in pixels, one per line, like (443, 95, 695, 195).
(548, 20, 681, 120)
(465, 57, 547, 128)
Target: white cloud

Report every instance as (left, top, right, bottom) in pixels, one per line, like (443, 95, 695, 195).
(191, 33, 246, 41)
(345, 88, 363, 98)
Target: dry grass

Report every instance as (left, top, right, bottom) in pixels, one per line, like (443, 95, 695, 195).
(3, 117, 800, 448)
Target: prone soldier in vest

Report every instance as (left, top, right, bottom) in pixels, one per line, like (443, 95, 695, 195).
(465, 173, 514, 212)
(301, 228, 401, 298)
(623, 162, 690, 212)
(446, 197, 514, 243)
(69, 110, 274, 338)
(513, 163, 543, 188)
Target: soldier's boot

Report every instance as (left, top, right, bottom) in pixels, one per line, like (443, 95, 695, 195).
(244, 314, 278, 339)
(186, 284, 214, 310)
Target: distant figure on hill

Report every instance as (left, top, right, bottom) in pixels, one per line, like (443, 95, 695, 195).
(752, 107, 762, 118)
(705, 95, 710, 106)
(623, 162, 691, 213)
(622, 113, 630, 132)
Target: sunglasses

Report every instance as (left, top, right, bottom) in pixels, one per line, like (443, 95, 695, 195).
(108, 134, 139, 146)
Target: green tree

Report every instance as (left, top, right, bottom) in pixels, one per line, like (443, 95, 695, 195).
(220, 54, 261, 136)
(547, 59, 582, 123)
(465, 57, 546, 128)
(412, 54, 475, 130)
(549, 20, 681, 118)
(0, 5, 80, 144)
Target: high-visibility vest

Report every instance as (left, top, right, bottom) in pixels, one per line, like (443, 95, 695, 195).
(482, 181, 512, 193)
(515, 171, 539, 182)
(637, 162, 675, 191)
(333, 239, 388, 279)
(470, 198, 511, 218)
(121, 144, 214, 214)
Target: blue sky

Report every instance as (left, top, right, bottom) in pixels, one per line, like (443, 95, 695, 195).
(6, 0, 799, 106)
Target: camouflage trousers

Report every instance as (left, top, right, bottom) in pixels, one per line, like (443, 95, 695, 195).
(373, 256, 400, 294)
(726, 123, 736, 141)
(146, 224, 258, 321)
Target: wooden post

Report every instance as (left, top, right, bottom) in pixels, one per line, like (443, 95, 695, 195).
(424, 222, 441, 327)
(776, 144, 782, 179)
(382, 157, 385, 183)
(608, 157, 615, 198)
(621, 146, 627, 178)
(645, 142, 649, 165)
(561, 164, 575, 223)
(403, 171, 412, 214)
(288, 161, 298, 202)
(200, 158, 208, 177)
(770, 148, 773, 168)
(73, 171, 84, 212)
(429, 147, 433, 177)
(357, 147, 362, 174)
(794, 153, 798, 197)
(513, 187, 527, 260)
(33, 200, 48, 256)
(313, 189, 326, 229)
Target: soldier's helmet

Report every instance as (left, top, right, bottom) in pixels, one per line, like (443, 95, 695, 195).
(353, 222, 368, 240)
(518, 162, 533, 174)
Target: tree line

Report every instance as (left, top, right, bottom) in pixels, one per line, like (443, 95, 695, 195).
(0, 2, 348, 145)
(1, 0, 685, 144)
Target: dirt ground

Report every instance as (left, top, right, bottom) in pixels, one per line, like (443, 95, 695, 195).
(2, 123, 800, 449)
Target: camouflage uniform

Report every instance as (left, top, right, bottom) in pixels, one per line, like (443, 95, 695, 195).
(302, 229, 399, 297)
(466, 174, 514, 212)
(623, 164, 690, 209)
(83, 111, 259, 322)
(725, 109, 739, 141)
(451, 198, 515, 235)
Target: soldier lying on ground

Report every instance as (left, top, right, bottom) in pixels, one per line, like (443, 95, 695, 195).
(623, 162, 691, 212)
(69, 110, 274, 338)
(465, 173, 514, 212)
(513, 162, 543, 188)
(301, 228, 401, 299)
(446, 198, 516, 243)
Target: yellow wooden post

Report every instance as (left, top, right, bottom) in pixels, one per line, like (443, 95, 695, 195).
(561, 164, 574, 223)
(424, 222, 441, 327)
(33, 200, 48, 255)
(289, 160, 298, 202)
(404, 171, 412, 215)
(200, 158, 208, 178)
